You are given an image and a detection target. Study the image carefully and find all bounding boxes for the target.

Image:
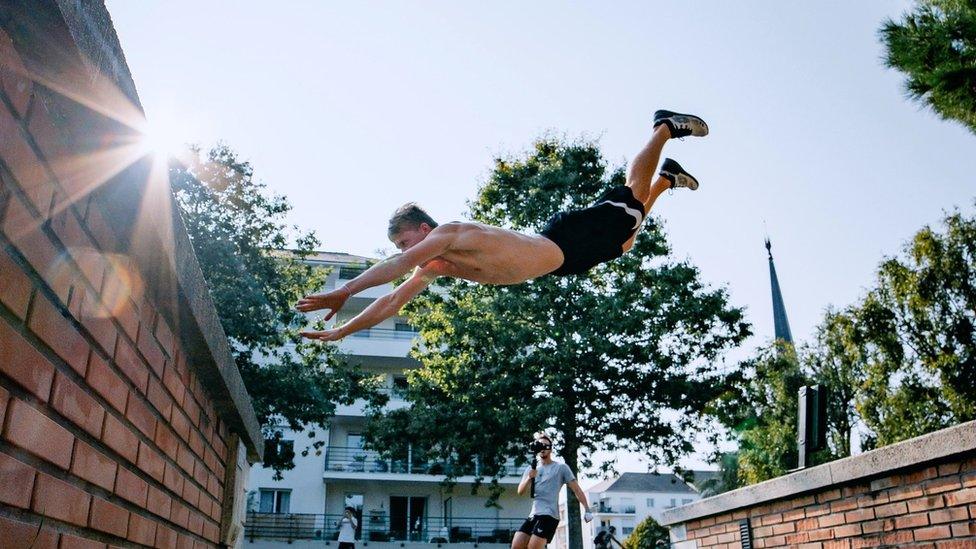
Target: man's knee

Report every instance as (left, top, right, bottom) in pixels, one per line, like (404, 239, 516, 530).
(527, 535, 549, 549)
(511, 532, 530, 549)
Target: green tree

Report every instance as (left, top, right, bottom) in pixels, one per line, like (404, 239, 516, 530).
(807, 309, 864, 458)
(366, 138, 750, 549)
(172, 144, 380, 473)
(622, 516, 669, 549)
(850, 204, 976, 448)
(880, 0, 976, 134)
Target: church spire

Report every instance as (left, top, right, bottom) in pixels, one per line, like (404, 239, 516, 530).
(766, 237, 794, 344)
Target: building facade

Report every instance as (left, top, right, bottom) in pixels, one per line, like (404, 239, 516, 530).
(245, 252, 532, 548)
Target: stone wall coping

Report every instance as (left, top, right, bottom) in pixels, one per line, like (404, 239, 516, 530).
(660, 419, 976, 526)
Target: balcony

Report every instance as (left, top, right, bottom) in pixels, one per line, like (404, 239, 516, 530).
(596, 504, 636, 514)
(334, 387, 410, 417)
(323, 446, 521, 482)
(335, 327, 417, 358)
(245, 513, 524, 544)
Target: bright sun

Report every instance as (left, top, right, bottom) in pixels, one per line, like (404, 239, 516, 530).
(138, 116, 187, 160)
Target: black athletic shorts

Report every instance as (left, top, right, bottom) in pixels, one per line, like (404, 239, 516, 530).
(518, 514, 560, 542)
(338, 543, 355, 549)
(541, 186, 647, 276)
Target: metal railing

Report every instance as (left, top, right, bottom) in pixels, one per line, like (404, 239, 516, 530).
(597, 504, 636, 514)
(324, 446, 521, 477)
(245, 513, 524, 543)
(349, 327, 418, 340)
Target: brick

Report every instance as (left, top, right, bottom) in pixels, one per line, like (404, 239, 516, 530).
(70, 439, 117, 491)
(204, 521, 219, 543)
(861, 519, 887, 534)
(114, 466, 149, 506)
(183, 396, 201, 429)
(206, 472, 221, 499)
(3, 398, 73, 469)
(127, 513, 157, 546)
(162, 461, 184, 494)
(924, 477, 962, 495)
(209, 499, 221, 522)
(89, 496, 129, 537)
(32, 472, 90, 526)
(177, 443, 195, 474)
(937, 462, 961, 476)
(182, 479, 200, 509)
(137, 441, 165, 482)
(85, 351, 128, 413)
(772, 522, 796, 535)
(0, 31, 33, 117)
(852, 537, 883, 549)
(0, 451, 36, 508)
(101, 413, 138, 463)
(147, 485, 172, 519)
(193, 458, 208, 486)
(0, 104, 53, 214)
(154, 318, 174, 357)
(928, 506, 968, 524)
(57, 534, 106, 549)
(950, 521, 976, 537)
(169, 500, 190, 529)
(808, 528, 834, 541)
(904, 466, 940, 484)
(171, 408, 191, 442)
(784, 508, 806, 522)
(894, 512, 929, 529)
(0, 319, 55, 401)
(915, 525, 952, 541)
(0, 515, 59, 549)
(829, 498, 858, 513)
(126, 395, 156, 439)
(945, 488, 976, 506)
(114, 339, 148, 393)
(28, 293, 89, 375)
(154, 524, 178, 549)
(823, 541, 851, 549)
(855, 492, 888, 507)
(935, 541, 976, 549)
(909, 495, 946, 513)
(805, 503, 831, 518)
(887, 483, 925, 502)
(0, 385, 6, 427)
(137, 324, 166, 377)
(874, 501, 909, 518)
(147, 378, 173, 421)
(880, 530, 914, 545)
(155, 423, 179, 461)
(962, 471, 976, 488)
(842, 484, 869, 498)
(51, 372, 105, 437)
(78, 291, 117, 355)
(833, 524, 861, 538)
(0, 248, 32, 318)
(115, 297, 139, 341)
(187, 511, 204, 536)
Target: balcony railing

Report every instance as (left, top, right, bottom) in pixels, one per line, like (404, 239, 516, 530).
(597, 504, 636, 514)
(349, 327, 418, 340)
(324, 446, 520, 477)
(245, 513, 524, 543)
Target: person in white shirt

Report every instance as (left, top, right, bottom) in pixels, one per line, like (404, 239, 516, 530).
(337, 506, 359, 549)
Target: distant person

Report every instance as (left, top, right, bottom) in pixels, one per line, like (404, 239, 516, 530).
(594, 526, 623, 549)
(297, 110, 707, 341)
(337, 506, 358, 549)
(512, 433, 593, 549)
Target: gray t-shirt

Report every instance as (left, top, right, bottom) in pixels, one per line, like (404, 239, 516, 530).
(525, 462, 575, 518)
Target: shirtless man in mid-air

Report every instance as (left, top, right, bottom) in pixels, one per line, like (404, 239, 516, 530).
(298, 110, 707, 341)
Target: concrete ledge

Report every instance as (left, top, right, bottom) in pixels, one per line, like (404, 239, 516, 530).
(660, 419, 976, 526)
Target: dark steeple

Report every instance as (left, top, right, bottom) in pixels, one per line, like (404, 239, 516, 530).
(765, 237, 793, 344)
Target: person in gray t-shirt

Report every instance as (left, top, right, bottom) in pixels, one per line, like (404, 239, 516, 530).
(512, 433, 592, 549)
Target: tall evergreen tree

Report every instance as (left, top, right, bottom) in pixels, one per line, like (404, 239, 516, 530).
(880, 0, 976, 134)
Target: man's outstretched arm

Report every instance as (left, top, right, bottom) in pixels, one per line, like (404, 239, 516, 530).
(296, 226, 455, 319)
(568, 480, 593, 522)
(300, 268, 436, 341)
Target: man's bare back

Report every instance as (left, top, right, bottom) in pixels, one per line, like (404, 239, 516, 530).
(298, 109, 708, 342)
(419, 222, 563, 285)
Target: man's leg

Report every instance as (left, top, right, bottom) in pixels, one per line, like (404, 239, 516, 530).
(526, 535, 549, 549)
(511, 531, 531, 549)
(626, 124, 672, 207)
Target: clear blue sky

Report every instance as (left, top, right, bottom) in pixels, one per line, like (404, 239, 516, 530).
(107, 1, 974, 475)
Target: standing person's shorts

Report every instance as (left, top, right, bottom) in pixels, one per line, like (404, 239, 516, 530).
(339, 543, 355, 549)
(518, 514, 560, 543)
(540, 186, 647, 277)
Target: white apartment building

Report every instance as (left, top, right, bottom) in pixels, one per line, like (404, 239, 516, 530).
(553, 472, 703, 549)
(245, 252, 531, 549)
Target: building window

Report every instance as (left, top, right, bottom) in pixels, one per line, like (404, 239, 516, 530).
(339, 266, 368, 280)
(394, 322, 417, 332)
(620, 498, 635, 513)
(259, 489, 291, 513)
(646, 498, 654, 508)
(622, 527, 634, 536)
(668, 498, 676, 509)
(393, 376, 409, 397)
(263, 438, 294, 464)
(682, 499, 693, 505)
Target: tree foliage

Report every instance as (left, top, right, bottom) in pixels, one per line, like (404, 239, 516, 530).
(171, 144, 380, 473)
(880, 0, 976, 134)
(365, 137, 750, 548)
(622, 516, 669, 549)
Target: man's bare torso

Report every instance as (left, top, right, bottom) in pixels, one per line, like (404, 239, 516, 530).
(421, 222, 564, 284)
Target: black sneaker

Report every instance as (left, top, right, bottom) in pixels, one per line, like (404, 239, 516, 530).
(653, 110, 709, 138)
(659, 158, 699, 190)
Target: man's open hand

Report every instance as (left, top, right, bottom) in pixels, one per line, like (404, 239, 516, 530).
(296, 287, 350, 320)
(300, 329, 344, 342)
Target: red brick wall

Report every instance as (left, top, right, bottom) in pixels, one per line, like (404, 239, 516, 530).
(1, 27, 233, 548)
(680, 455, 976, 549)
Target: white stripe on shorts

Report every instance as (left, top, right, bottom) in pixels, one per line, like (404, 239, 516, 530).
(597, 200, 643, 230)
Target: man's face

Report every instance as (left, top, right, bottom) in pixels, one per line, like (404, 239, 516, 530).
(390, 223, 431, 252)
(536, 437, 553, 457)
